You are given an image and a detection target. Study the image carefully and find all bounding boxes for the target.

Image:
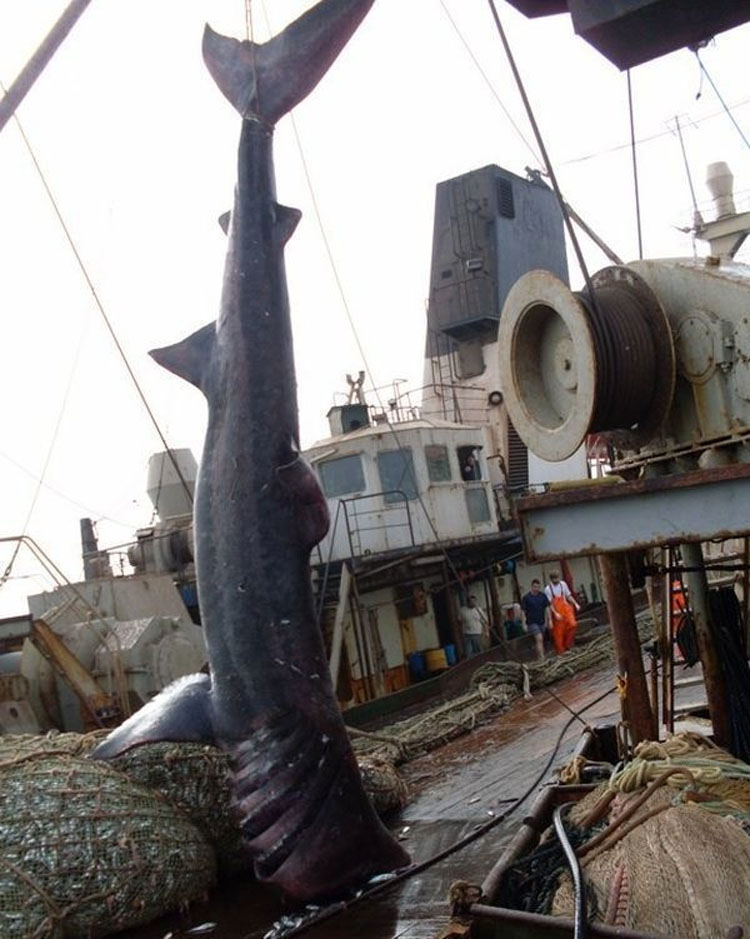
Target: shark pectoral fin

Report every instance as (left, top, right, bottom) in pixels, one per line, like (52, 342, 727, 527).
(277, 455, 330, 549)
(90, 673, 214, 760)
(275, 204, 302, 247)
(218, 210, 231, 235)
(150, 321, 216, 391)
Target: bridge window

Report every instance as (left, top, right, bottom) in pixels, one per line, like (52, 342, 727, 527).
(465, 487, 491, 524)
(319, 454, 365, 498)
(425, 444, 451, 482)
(377, 449, 418, 503)
(458, 445, 482, 481)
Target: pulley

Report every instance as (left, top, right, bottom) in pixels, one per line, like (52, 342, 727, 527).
(497, 266, 675, 461)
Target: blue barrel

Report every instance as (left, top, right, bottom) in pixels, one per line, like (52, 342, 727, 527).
(407, 651, 427, 681)
(444, 643, 457, 666)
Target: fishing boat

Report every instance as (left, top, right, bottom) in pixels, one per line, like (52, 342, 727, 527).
(2, 2, 750, 938)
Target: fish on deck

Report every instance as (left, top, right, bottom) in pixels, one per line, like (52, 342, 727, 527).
(93, 0, 409, 902)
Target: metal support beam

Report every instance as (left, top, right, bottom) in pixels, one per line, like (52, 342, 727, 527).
(328, 563, 352, 686)
(516, 465, 750, 561)
(0, 0, 94, 134)
(680, 542, 731, 748)
(598, 554, 656, 743)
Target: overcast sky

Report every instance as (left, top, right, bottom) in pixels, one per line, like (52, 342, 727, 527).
(0, 0, 748, 615)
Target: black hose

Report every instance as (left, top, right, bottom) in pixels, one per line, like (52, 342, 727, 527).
(553, 803, 588, 939)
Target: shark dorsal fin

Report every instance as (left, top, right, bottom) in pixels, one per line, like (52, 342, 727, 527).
(150, 322, 216, 391)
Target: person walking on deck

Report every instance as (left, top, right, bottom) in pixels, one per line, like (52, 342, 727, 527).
(545, 570, 581, 654)
(459, 595, 488, 657)
(521, 579, 551, 660)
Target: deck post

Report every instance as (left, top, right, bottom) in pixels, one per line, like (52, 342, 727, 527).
(598, 552, 656, 743)
(680, 542, 730, 748)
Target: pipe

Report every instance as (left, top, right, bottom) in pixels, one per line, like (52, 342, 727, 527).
(680, 542, 731, 747)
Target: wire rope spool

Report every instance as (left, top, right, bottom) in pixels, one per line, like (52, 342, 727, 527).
(498, 266, 675, 461)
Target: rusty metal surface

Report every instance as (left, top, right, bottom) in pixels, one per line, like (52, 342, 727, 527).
(515, 463, 750, 561)
(118, 665, 621, 939)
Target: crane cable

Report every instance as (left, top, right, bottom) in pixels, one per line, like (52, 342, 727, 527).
(0, 311, 90, 588)
(257, 0, 469, 592)
(0, 82, 194, 512)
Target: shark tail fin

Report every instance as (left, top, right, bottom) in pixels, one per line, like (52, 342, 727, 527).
(202, 0, 375, 125)
(150, 322, 216, 391)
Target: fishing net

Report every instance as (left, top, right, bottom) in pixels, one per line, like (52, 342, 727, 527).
(518, 733, 750, 936)
(357, 755, 409, 814)
(350, 618, 654, 767)
(0, 752, 215, 939)
(552, 800, 750, 936)
(0, 731, 406, 877)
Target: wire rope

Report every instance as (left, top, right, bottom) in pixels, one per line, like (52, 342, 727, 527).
(437, 0, 542, 166)
(0, 309, 90, 587)
(693, 49, 750, 151)
(484, 0, 598, 308)
(0, 450, 132, 529)
(0, 80, 194, 510)
(257, 1, 468, 592)
(626, 70, 643, 260)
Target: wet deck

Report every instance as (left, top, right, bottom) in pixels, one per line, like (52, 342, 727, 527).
(121, 663, 626, 939)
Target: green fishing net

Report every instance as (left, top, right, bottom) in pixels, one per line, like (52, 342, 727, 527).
(0, 751, 215, 939)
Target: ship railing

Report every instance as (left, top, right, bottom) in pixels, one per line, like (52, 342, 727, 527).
(341, 489, 415, 560)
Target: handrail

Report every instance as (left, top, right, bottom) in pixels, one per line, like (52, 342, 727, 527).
(315, 499, 346, 626)
(340, 489, 415, 559)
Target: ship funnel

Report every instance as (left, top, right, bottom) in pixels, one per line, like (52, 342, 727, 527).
(706, 161, 736, 219)
(146, 450, 197, 519)
(498, 267, 675, 461)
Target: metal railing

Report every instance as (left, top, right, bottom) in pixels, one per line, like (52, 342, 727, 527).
(340, 490, 416, 559)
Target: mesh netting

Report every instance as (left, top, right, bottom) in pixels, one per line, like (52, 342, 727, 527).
(552, 800, 750, 936)
(0, 732, 407, 877)
(357, 756, 409, 815)
(0, 752, 215, 939)
(109, 742, 249, 873)
(546, 735, 750, 935)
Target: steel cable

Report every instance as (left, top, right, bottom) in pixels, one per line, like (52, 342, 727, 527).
(579, 285, 657, 433)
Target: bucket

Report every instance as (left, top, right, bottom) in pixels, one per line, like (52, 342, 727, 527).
(444, 643, 457, 666)
(407, 651, 427, 681)
(425, 648, 448, 673)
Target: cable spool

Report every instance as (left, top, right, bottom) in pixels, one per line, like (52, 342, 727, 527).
(498, 266, 675, 461)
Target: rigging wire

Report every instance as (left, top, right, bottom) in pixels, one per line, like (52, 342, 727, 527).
(561, 96, 750, 167)
(258, 1, 467, 590)
(0, 309, 90, 588)
(0, 80, 194, 510)
(437, 0, 541, 166)
(672, 113, 703, 228)
(693, 48, 750, 151)
(626, 70, 643, 260)
(0, 449, 133, 529)
(484, 0, 598, 304)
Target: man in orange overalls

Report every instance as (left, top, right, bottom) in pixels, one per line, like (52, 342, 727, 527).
(545, 570, 581, 654)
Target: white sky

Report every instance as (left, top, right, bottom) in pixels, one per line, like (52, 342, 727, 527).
(0, 0, 748, 615)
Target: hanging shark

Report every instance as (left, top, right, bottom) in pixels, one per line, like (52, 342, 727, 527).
(92, 0, 409, 900)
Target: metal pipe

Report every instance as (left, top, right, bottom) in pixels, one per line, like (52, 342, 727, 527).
(598, 552, 656, 742)
(680, 541, 731, 747)
(0, 0, 94, 134)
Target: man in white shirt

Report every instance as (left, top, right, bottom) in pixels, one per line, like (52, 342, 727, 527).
(459, 595, 488, 657)
(545, 571, 580, 654)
